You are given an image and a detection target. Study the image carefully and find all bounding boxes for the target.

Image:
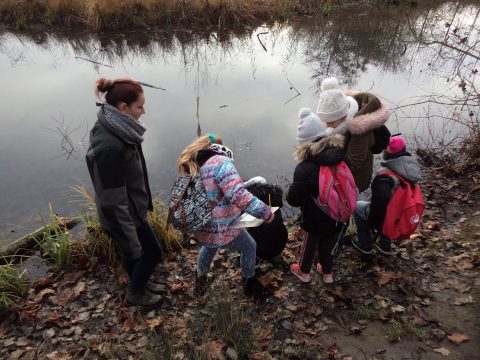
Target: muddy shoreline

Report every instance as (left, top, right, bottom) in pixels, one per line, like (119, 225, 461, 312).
(1, 157, 479, 359)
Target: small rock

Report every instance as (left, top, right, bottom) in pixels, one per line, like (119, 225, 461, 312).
(281, 320, 293, 330)
(376, 349, 386, 354)
(137, 336, 148, 348)
(4, 338, 15, 347)
(431, 328, 446, 341)
(15, 337, 28, 346)
(43, 329, 55, 339)
(226, 347, 238, 360)
(10, 349, 24, 360)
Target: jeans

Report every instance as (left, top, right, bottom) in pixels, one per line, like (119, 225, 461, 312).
(354, 201, 390, 247)
(197, 230, 256, 279)
(108, 221, 163, 293)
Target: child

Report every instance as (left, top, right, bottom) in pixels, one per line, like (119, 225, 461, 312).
(352, 136, 422, 255)
(176, 134, 274, 296)
(316, 77, 390, 193)
(287, 108, 347, 283)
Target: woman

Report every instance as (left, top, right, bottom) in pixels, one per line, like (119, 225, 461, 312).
(86, 77, 163, 309)
(176, 134, 274, 296)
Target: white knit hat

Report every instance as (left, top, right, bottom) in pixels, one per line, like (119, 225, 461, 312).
(316, 77, 358, 123)
(297, 107, 327, 143)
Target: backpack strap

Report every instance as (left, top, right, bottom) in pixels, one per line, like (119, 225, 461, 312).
(377, 170, 405, 190)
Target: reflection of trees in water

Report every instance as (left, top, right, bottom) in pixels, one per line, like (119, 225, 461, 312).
(0, 3, 460, 89)
(291, 8, 416, 88)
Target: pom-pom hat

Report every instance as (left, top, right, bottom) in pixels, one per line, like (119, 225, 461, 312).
(297, 107, 327, 143)
(316, 77, 358, 123)
(386, 135, 406, 154)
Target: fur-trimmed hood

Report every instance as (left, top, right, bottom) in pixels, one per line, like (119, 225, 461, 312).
(294, 134, 345, 162)
(345, 90, 390, 135)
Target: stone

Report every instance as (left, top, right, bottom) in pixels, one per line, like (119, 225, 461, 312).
(226, 347, 238, 360)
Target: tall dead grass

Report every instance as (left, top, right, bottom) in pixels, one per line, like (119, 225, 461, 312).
(0, 0, 341, 31)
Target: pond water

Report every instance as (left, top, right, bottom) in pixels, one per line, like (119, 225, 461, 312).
(0, 2, 478, 245)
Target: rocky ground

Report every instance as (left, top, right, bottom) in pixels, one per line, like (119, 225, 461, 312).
(1, 162, 479, 360)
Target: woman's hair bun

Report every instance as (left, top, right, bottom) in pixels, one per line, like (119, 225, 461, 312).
(320, 77, 340, 91)
(96, 78, 115, 93)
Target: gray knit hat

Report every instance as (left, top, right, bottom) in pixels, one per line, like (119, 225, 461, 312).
(297, 107, 327, 143)
(316, 77, 358, 123)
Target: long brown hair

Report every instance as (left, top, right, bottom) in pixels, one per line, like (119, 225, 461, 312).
(177, 135, 223, 176)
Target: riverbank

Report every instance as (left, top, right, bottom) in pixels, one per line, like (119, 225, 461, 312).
(0, 0, 428, 31)
(1, 156, 479, 359)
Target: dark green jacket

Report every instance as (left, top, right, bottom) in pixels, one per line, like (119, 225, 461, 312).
(345, 92, 390, 192)
(86, 110, 153, 260)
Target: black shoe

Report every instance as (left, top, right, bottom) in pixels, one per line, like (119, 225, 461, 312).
(373, 239, 392, 255)
(125, 289, 163, 310)
(351, 236, 374, 255)
(195, 273, 208, 295)
(243, 277, 268, 298)
(146, 281, 166, 294)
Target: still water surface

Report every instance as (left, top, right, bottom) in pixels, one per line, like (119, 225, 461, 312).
(1, 2, 477, 244)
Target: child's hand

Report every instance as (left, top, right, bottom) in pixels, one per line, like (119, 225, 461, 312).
(265, 212, 275, 224)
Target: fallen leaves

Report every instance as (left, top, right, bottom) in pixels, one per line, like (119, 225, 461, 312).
(50, 281, 86, 306)
(46, 350, 71, 360)
(249, 352, 275, 360)
(196, 340, 225, 360)
(374, 268, 404, 286)
(390, 305, 405, 313)
(433, 347, 450, 356)
(453, 296, 474, 305)
(260, 270, 284, 291)
(447, 332, 469, 344)
(273, 286, 291, 298)
(19, 302, 41, 323)
(32, 288, 56, 303)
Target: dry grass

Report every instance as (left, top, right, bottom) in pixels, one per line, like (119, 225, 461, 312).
(70, 185, 181, 260)
(0, 259, 28, 312)
(0, 0, 348, 31)
(148, 197, 183, 255)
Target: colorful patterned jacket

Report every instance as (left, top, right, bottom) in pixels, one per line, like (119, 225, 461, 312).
(195, 155, 273, 247)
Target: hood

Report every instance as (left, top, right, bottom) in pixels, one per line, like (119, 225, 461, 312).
(345, 90, 390, 135)
(294, 134, 345, 163)
(381, 154, 422, 183)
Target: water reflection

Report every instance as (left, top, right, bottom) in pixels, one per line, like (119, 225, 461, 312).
(0, 1, 478, 244)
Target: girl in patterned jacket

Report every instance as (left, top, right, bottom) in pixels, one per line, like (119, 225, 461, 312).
(176, 134, 275, 296)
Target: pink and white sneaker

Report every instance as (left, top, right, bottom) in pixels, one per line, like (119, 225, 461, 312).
(290, 263, 311, 283)
(315, 263, 334, 284)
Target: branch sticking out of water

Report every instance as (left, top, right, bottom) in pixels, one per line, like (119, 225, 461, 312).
(257, 32, 269, 52)
(283, 78, 301, 105)
(138, 81, 167, 91)
(75, 56, 112, 68)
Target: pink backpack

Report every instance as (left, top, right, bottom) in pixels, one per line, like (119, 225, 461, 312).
(379, 171, 424, 241)
(314, 161, 358, 222)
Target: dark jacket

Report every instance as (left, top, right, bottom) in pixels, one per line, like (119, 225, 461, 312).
(286, 134, 345, 233)
(344, 91, 390, 192)
(86, 110, 153, 261)
(368, 151, 422, 230)
(246, 183, 288, 260)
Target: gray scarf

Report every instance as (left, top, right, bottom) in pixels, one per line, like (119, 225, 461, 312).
(98, 103, 146, 144)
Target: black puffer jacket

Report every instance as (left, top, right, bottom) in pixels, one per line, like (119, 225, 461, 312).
(286, 134, 345, 233)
